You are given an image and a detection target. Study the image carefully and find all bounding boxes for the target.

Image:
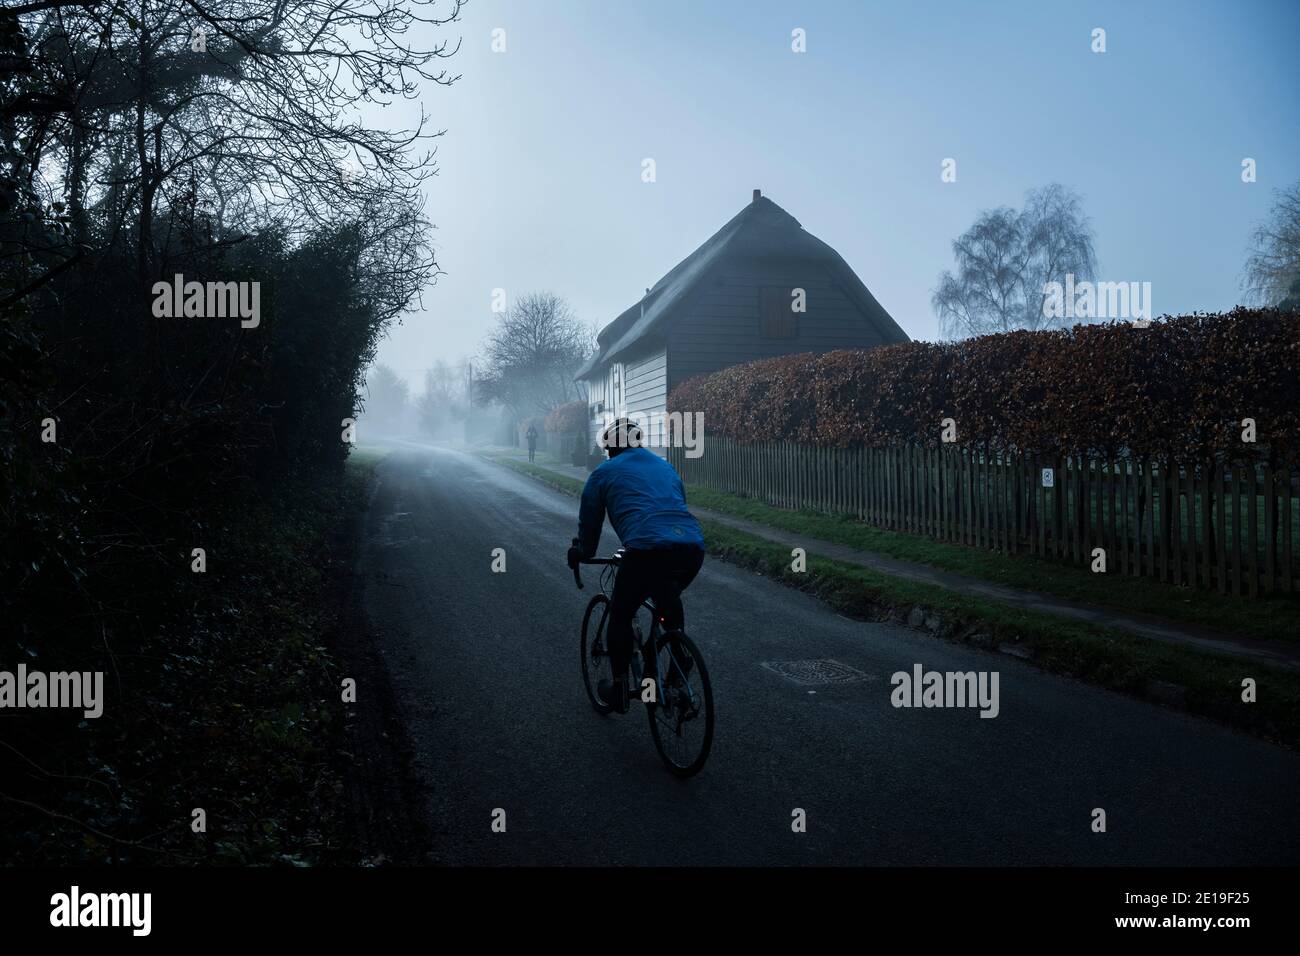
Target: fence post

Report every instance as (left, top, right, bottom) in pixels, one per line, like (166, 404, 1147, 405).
(943, 446, 952, 541)
(997, 452, 1006, 552)
(994, 450, 1001, 551)
(1264, 463, 1275, 595)
(977, 447, 985, 550)
(933, 446, 940, 539)
(1231, 465, 1243, 595)
(1136, 458, 1145, 577)
(913, 444, 920, 534)
(774, 442, 785, 512)
(1106, 458, 1117, 572)
(827, 444, 833, 514)
(1089, 457, 1099, 564)
(856, 446, 864, 520)
(1168, 460, 1180, 585)
(861, 445, 868, 520)
(942, 446, 951, 541)
(875, 446, 882, 526)
(1154, 458, 1164, 582)
(826, 444, 832, 513)
(1119, 458, 1130, 575)
(996, 450, 1004, 551)
(866, 446, 873, 524)
(905, 444, 913, 533)
(1215, 462, 1226, 594)
(893, 446, 901, 530)
(1284, 465, 1294, 593)
(1200, 460, 1212, 590)
(1006, 453, 1014, 552)
(787, 441, 793, 510)
(925, 446, 933, 538)
(1006, 452, 1015, 552)
(989, 450, 998, 551)
(1248, 463, 1259, 598)
(971, 447, 977, 547)
(1186, 464, 1197, 589)
(800, 442, 807, 512)
(916, 444, 922, 536)
(1034, 455, 1043, 556)
(912, 445, 919, 534)
(969, 448, 977, 547)
(839, 445, 845, 516)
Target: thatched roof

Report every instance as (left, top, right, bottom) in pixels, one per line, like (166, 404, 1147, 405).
(576, 193, 906, 379)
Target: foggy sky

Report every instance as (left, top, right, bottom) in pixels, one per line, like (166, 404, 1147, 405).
(372, 0, 1300, 389)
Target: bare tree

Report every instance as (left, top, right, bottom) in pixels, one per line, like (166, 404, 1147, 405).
(7, 0, 461, 289)
(1019, 184, 1098, 326)
(933, 184, 1096, 339)
(477, 292, 594, 417)
(415, 358, 466, 437)
(362, 362, 410, 431)
(1243, 182, 1300, 307)
(932, 207, 1027, 338)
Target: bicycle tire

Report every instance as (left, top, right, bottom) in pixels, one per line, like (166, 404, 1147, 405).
(647, 630, 714, 776)
(580, 594, 614, 714)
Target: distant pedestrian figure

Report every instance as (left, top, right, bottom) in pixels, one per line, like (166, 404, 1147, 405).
(525, 424, 539, 462)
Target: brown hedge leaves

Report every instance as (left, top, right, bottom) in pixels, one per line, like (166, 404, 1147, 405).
(545, 399, 587, 434)
(666, 310, 1300, 463)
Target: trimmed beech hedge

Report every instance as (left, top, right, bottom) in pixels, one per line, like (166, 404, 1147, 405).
(517, 414, 546, 438)
(666, 310, 1300, 464)
(545, 399, 587, 435)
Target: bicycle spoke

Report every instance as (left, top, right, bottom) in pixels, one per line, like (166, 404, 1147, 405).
(585, 583, 711, 775)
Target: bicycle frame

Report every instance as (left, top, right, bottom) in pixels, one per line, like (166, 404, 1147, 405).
(572, 539, 714, 775)
(583, 553, 700, 714)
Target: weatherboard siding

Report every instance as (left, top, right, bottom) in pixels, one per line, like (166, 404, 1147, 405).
(623, 347, 668, 456)
(584, 346, 667, 455)
(666, 263, 889, 390)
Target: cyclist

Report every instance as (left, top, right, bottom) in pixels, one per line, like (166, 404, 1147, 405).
(567, 417, 705, 713)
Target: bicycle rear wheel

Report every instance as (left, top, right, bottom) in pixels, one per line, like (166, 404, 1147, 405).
(647, 630, 714, 776)
(580, 594, 614, 714)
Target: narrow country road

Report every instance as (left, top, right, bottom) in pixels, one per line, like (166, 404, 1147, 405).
(357, 444, 1300, 866)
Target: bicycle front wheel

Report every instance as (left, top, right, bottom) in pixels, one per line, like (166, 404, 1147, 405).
(580, 594, 614, 714)
(647, 630, 714, 776)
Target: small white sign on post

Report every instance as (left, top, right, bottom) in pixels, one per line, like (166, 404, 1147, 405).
(1041, 468, 1055, 488)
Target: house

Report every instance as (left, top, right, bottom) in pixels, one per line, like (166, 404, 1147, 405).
(575, 190, 909, 454)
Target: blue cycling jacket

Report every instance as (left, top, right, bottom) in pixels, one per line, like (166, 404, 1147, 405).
(577, 447, 705, 556)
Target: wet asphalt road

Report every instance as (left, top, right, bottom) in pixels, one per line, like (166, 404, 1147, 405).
(358, 444, 1300, 866)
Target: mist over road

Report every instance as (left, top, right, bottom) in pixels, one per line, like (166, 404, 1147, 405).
(357, 445, 1300, 866)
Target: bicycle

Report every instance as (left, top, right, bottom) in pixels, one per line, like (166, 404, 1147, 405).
(570, 539, 714, 776)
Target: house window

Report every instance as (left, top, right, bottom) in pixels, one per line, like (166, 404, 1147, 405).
(760, 287, 799, 338)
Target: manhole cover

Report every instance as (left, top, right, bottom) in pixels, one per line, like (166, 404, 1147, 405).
(760, 659, 872, 686)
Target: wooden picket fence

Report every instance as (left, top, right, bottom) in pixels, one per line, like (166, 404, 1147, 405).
(667, 437, 1299, 597)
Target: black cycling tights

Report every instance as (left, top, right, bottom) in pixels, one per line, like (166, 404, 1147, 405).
(606, 546, 705, 679)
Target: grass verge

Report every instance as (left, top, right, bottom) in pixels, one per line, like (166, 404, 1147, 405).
(680, 486, 1300, 646)
(480, 451, 1300, 747)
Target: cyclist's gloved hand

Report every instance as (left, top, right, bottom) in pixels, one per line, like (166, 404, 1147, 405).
(566, 545, 583, 570)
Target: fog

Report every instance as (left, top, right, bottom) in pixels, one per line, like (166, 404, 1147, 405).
(370, 0, 1300, 390)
